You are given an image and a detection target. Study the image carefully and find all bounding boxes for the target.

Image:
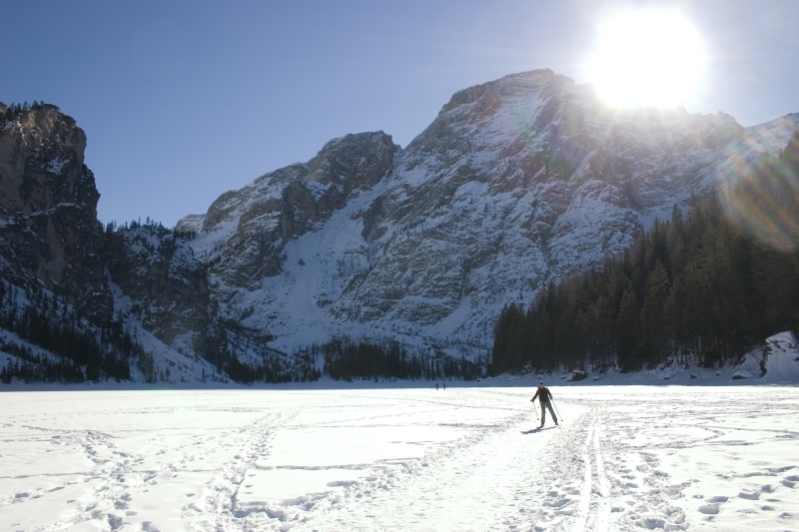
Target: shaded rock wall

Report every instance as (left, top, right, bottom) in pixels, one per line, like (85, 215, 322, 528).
(0, 103, 111, 322)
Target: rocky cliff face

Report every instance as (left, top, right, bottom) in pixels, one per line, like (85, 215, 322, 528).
(3, 68, 797, 375)
(0, 103, 112, 322)
(102, 223, 209, 347)
(0, 103, 219, 383)
(176, 131, 399, 304)
(179, 69, 798, 353)
(332, 71, 746, 336)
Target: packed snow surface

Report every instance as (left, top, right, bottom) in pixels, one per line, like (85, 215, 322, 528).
(1, 385, 798, 531)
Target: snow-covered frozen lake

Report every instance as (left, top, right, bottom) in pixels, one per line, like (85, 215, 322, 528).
(1, 386, 798, 531)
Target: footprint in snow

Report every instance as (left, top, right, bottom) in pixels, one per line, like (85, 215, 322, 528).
(636, 516, 666, 529)
(698, 494, 729, 515)
(738, 490, 760, 500)
(107, 514, 123, 530)
(698, 503, 720, 515)
(546, 497, 570, 508)
(781, 474, 799, 487)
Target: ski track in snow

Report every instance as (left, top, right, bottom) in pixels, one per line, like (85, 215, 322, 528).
(293, 399, 567, 532)
(1, 387, 798, 531)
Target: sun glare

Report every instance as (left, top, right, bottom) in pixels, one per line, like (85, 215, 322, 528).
(591, 11, 705, 108)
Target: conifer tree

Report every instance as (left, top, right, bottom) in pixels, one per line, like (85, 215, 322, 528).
(641, 260, 669, 366)
(615, 288, 641, 372)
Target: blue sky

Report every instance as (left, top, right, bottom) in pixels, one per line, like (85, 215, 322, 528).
(2, 0, 798, 227)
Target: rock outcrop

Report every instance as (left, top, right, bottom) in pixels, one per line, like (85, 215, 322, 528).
(102, 223, 209, 347)
(178, 131, 399, 301)
(332, 71, 746, 335)
(0, 103, 112, 322)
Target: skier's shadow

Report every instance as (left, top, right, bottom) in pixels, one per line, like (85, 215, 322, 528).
(521, 427, 553, 434)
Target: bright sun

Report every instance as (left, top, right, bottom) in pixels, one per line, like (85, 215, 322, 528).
(590, 11, 705, 108)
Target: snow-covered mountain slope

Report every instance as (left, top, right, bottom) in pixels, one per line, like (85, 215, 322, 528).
(178, 70, 799, 353)
(177, 131, 397, 289)
(104, 223, 209, 346)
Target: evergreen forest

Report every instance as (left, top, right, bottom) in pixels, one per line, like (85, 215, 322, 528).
(297, 337, 486, 382)
(491, 131, 799, 375)
(0, 282, 145, 383)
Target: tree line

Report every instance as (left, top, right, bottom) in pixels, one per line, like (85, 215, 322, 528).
(201, 321, 321, 384)
(491, 131, 799, 375)
(0, 282, 148, 383)
(296, 337, 486, 382)
(1, 101, 50, 120)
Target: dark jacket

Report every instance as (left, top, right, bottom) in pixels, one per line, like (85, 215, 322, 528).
(532, 386, 553, 404)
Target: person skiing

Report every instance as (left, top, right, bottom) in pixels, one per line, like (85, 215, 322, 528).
(531, 381, 558, 427)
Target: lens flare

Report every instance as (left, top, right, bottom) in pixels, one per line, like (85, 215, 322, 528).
(719, 134, 799, 252)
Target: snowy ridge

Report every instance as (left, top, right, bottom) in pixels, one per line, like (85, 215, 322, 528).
(4, 77, 797, 384)
(176, 70, 799, 355)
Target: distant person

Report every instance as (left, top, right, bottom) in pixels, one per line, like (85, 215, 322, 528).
(531, 381, 558, 427)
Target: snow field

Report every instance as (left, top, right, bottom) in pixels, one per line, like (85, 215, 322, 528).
(561, 387, 799, 531)
(0, 386, 797, 531)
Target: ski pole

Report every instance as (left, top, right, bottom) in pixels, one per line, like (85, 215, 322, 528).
(551, 397, 564, 422)
(531, 398, 540, 420)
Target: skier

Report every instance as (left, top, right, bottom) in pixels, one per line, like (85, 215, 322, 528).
(531, 381, 558, 427)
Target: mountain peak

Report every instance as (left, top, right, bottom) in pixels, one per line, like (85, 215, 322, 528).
(440, 69, 567, 115)
(3, 71, 798, 383)
(170, 69, 790, 353)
